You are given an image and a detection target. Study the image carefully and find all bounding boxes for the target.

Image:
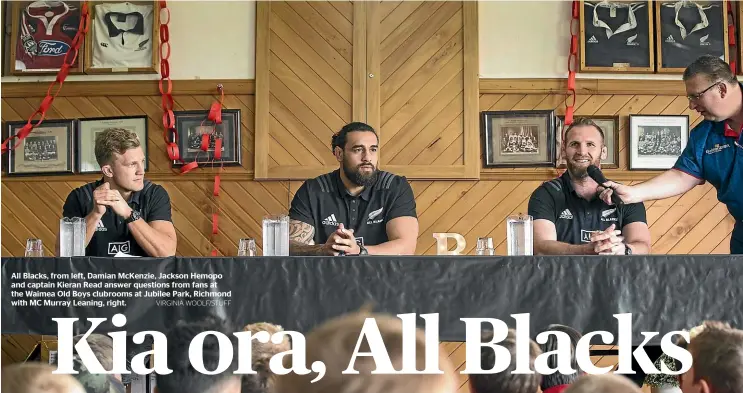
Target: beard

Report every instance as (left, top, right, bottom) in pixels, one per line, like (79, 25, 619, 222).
(566, 155, 600, 180)
(343, 158, 378, 187)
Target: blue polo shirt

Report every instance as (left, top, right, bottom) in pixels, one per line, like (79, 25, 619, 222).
(673, 117, 743, 254)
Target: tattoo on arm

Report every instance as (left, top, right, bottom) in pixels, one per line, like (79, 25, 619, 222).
(289, 220, 315, 244)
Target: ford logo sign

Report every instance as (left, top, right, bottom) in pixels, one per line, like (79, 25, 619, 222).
(37, 40, 70, 56)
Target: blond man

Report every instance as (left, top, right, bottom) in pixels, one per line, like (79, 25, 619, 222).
(2, 362, 86, 393)
(58, 128, 176, 257)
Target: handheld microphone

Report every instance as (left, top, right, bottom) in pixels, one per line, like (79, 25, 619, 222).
(587, 165, 624, 205)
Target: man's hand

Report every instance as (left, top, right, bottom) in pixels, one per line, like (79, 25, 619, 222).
(93, 182, 132, 219)
(598, 181, 639, 205)
(589, 224, 626, 255)
(329, 224, 360, 255)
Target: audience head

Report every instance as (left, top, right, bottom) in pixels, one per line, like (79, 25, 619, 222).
(683, 55, 739, 122)
(2, 362, 86, 393)
(94, 127, 145, 192)
(564, 374, 642, 393)
(242, 322, 290, 391)
(71, 334, 119, 382)
(539, 324, 583, 391)
(274, 310, 457, 393)
(331, 122, 380, 187)
(562, 117, 607, 179)
(469, 329, 542, 393)
(680, 321, 743, 393)
(156, 316, 241, 393)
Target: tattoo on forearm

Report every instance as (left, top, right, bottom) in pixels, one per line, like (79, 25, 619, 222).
(289, 220, 315, 244)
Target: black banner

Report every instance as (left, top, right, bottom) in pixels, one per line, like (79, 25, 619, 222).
(2, 256, 742, 344)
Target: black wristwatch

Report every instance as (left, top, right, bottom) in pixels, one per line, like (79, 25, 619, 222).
(358, 244, 368, 255)
(624, 243, 632, 255)
(125, 209, 142, 224)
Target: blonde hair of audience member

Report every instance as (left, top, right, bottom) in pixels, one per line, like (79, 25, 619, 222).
(2, 362, 86, 393)
(680, 321, 743, 393)
(71, 333, 119, 381)
(469, 329, 542, 393)
(273, 311, 458, 393)
(243, 322, 291, 390)
(563, 374, 642, 393)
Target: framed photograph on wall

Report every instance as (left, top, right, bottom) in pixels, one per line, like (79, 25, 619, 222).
(579, 1, 654, 72)
(8, 1, 85, 75)
(629, 115, 689, 170)
(4, 120, 75, 176)
(655, 0, 729, 73)
(172, 109, 242, 167)
(77, 116, 148, 173)
(556, 115, 620, 169)
(84, 1, 159, 74)
(481, 110, 555, 168)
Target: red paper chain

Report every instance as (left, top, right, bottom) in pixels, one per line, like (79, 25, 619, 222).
(728, 1, 737, 73)
(565, 0, 579, 127)
(1, 2, 91, 154)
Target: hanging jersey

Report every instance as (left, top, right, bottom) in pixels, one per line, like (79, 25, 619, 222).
(15, 1, 80, 71)
(582, 1, 651, 68)
(92, 2, 153, 69)
(659, 1, 725, 69)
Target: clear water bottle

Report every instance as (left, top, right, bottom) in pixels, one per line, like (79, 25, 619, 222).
(507, 214, 533, 256)
(59, 217, 86, 257)
(262, 215, 289, 256)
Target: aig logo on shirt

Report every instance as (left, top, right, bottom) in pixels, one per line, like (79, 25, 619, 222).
(367, 207, 384, 225)
(108, 241, 130, 255)
(581, 230, 600, 243)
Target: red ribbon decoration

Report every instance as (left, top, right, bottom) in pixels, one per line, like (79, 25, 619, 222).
(1, 2, 90, 154)
(728, 2, 737, 73)
(565, 0, 579, 127)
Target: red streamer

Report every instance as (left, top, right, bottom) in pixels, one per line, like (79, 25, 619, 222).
(564, 1, 579, 128)
(1, 2, 90, 154)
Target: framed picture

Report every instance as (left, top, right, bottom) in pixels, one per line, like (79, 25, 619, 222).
(84, 1, 159, 74)
(8, 1, 85, 75)
(556, 115, 620, 169)
(77, 116, 148, 173)
(172, 109, 242, 167)
(481, 110, 555, 168)
(655, 0, 729, 73)
(629, 115, 689, 170)
(579, 1, 654, 72)
(4, 120, 75, 176)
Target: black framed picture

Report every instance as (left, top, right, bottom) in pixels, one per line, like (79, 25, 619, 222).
(77, 115, 148, 173)
(481, 110, 555, 168)
(4, 120, 75, 176)
(172, 109, 242, 167)
(556, 115, 620, 169)
(629, 114, 689, 170)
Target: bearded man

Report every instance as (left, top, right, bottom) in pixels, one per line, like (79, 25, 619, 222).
(288, 122, 418, 256)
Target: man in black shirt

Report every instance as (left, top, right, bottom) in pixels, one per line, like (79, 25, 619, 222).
(528, 118, 651, 255)
(57, 128, 176, 257)
(289, 122, 418, 256)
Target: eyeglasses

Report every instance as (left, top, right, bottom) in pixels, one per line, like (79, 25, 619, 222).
(687, 81, 721, 101)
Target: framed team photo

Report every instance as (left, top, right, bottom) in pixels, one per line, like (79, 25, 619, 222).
(480, 110, 556, 168)
(579, 0, 655, 73)
(171, 110, 242, 167)
(655, 0, 728, 73)
(8, 1, 85, 75)
(77, 116, 149, 173)
(556, 115, 620, 169)
(4, 120, 75, 176)
(83, 1, 159, 74)
(629, 115, 689, 170)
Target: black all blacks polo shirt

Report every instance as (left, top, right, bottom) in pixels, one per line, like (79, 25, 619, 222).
(289, 169, 417, 247)
(62, 179, 172, 257)
(527, 172, 647, 244)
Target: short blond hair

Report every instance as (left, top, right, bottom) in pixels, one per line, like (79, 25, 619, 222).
(243, 322, 290, 390)
(94, 128, 140, 166)
(2, 362, 86, 393)
(274, 312, 457, 393)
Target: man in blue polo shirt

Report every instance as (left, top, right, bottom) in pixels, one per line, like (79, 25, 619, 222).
(600, 55, 743, 254)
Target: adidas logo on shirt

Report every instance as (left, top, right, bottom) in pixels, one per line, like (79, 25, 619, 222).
(96, 220, 107, 232)
(322, 214, 339, 226)
(559, 209, 574, 220)
(588, 35, 598, 43)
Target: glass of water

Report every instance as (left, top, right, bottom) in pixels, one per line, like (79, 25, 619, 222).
(237, 238, 257, 256)
(507, 214, 533, 256)
(476, 237, 495, 255)
(25, 238, 43, 257)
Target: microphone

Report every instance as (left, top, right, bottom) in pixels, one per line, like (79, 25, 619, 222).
(587, 165, 624, 205)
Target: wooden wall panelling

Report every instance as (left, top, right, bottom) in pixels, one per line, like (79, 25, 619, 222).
(254, 1, 357, 180)
(372, 1, 480, 179)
